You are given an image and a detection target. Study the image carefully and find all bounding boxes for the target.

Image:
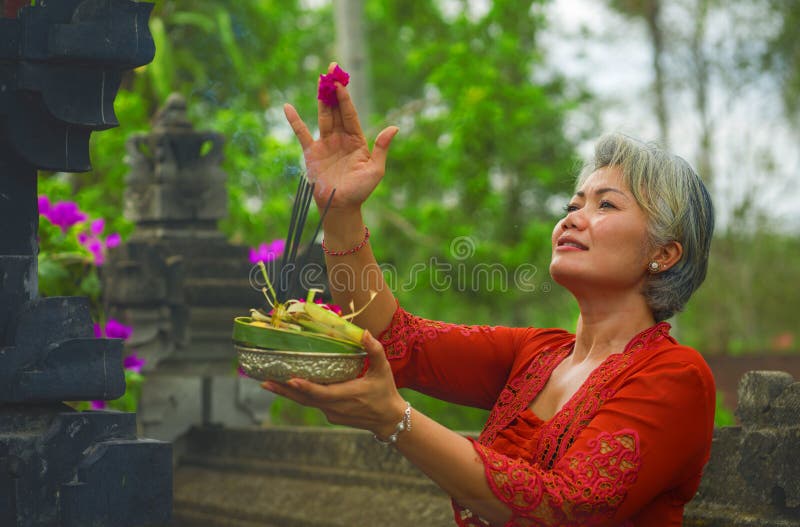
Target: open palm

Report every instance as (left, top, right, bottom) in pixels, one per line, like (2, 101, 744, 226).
(283, 66, 398, 212)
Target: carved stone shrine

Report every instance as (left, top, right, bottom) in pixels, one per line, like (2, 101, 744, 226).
(103, 93, 278, 444)
(0, 1, 171, 526)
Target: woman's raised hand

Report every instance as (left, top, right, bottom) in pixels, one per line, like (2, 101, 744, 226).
(283, 62, 399, 212)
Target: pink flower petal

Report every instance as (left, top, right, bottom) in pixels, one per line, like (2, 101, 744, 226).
(93, 323, 104, 338)
(105, 319, 133, 340)
(268, 238, 286, 255)
(90, 218, 105, 236)
(38, 195, 50, 215)
(123, 353, 146, 373)
(106, 232, 121, 248)
(317, 65, 350, 107)
(90, 400, 107, 410)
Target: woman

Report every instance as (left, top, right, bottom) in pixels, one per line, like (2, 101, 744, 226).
(263, 63, 716, 527)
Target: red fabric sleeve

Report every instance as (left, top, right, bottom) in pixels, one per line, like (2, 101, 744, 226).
(376, 305, 552, 410)
(463, 354, 716, 526)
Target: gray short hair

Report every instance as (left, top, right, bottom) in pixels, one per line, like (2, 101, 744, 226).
(577, 133, 715, 321)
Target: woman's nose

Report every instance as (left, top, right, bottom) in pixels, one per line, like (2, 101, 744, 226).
(561, 209, 585, 230)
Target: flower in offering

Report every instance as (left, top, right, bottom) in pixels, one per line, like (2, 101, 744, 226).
(317, 64, 350, 107)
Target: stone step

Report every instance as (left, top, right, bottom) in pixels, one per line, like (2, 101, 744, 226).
(172, 464, 454, 527)
(172, 506, 284, 527)
(172, 426, 456, 527)
(178, 454, 439, 493)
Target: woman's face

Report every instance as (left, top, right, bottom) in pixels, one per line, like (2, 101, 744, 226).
(549, 166, 652, 296)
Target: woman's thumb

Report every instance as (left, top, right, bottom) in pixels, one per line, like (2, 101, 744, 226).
(362, 330, 388, 370)
(370, 126, 399, 172)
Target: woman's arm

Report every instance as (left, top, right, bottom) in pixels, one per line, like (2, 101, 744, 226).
(263, 335, 715, 527)
(318, 206, 398, 341)
(283, 64, 398, 336)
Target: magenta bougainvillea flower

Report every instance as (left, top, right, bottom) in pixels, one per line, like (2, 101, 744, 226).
(317, 64, 350, 107)
(77, 217, 122, 266)
(90, 400, 107, 410)
(249, 239, 285, 264)
(43, 200, 87, 233)
(94, 318, 133, 340)
(123, 353, 146, 373)
(38, 195, 51, 216)
(38, 195, 121, 265)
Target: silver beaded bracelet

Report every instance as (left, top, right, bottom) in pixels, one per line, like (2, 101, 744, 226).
(373, 401, 412, 446)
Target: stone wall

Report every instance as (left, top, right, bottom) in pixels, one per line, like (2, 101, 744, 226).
(684, 370, 800, 526)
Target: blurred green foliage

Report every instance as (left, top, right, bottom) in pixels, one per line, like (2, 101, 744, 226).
(714, 391, 736, 428)
(36, 0, 798, 430)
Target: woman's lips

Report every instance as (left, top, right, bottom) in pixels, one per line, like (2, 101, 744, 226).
(556, 236, 588, 251)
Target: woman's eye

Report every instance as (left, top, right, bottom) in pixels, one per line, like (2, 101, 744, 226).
(564, 204, 579, 213)
(599, 200, 616, 209)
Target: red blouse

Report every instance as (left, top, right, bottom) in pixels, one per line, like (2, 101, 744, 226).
(377, 306, 716, 527)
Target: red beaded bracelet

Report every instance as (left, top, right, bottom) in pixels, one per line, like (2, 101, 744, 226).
(321, 226, 370, 256)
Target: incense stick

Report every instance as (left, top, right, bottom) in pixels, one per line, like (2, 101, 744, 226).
(285, 181, 314, 299)
(304, 188, 335, 260)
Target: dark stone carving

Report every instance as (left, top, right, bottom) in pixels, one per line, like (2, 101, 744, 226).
(105, 93, 271, 442)
(0, 0, 156, 171)
(685, 371, 800, 526)
(125, 93, 227, 229)
(0, 1, 170, 525)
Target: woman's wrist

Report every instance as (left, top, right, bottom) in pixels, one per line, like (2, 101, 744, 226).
(373, 397, 411, 442)
(321, 207, 366, 252)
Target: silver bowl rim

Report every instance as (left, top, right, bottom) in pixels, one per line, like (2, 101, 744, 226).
(234, 343, 367, 358)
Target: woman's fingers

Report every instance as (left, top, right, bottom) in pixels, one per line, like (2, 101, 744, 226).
(283, 104, 314, 150)
(318, 96, 334, 138)
(362, 330, 392, 376)
(319, 62, 341, 137)
(335, 83, 363, 137)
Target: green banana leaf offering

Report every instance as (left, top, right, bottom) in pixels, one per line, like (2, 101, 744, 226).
(234, 174, 375, 357)
(232, 316, 363, 354)
(232, 262, 373, 355)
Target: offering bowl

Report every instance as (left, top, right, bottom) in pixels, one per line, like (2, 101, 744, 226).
(235, 344, 367, 384)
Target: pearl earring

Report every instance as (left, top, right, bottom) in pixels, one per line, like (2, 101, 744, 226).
(648, 261, 660, 273)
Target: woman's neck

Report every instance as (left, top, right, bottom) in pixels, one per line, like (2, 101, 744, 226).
(571, 293, 657, 364)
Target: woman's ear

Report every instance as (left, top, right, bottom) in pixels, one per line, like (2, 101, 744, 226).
(650, 241, 683, 272)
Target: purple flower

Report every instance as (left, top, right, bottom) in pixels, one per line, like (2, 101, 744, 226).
(105, 319, 133, 340)
(76, 216, 121, 266)
(46, 201, 87, 233)
(106, 233, 121, 248)
(38, 195, 51, 216)
(317, 64, 350, 107)
(86, 238, 104, 265)
(249, 239, 285, 264)
(90, 218, 105, 236)
(123, 353, 146, 373)
(237, 366, 248, 378)
(94, 319, 133, 340)
(90, 400, 107, 410)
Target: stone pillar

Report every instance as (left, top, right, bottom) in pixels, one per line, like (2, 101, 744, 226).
(104, 94, 279, 443)
(685, 371, 800, 526)
(0, 2, 171, 526)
